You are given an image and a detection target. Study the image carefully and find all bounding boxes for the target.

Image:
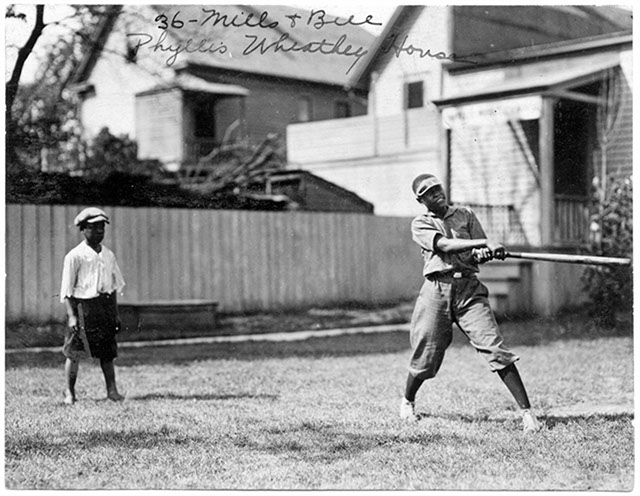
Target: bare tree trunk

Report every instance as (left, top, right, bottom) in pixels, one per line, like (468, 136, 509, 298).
(6, 5, 46, 170)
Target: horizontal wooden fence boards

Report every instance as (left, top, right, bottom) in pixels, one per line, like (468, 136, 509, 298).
(5, 204, 423, 324)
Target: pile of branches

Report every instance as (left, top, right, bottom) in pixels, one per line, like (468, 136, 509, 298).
(173, 133, 287, 196)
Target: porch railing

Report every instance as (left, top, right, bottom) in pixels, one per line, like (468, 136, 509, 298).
(454, 203, 528, 245)
(554, 195, 589, 246)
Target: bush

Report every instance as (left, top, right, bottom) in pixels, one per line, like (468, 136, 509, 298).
(5, 170, 289, 211)
(582, 175, 633, 327)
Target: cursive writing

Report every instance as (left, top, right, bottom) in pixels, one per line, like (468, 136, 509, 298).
(381, 33, 477, 65)
(153, 8, 382, 32)
(305, 9, 382, 30)
(127, 32, 228, 66)
(154, 9, 279, 30)
(243, 33, 368, 74)
(200, 8, 279, 29)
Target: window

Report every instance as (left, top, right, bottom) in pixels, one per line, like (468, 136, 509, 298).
(334, 101, 351, 118)
(406, 81, 424, 109)
(297, 97, 312, 122)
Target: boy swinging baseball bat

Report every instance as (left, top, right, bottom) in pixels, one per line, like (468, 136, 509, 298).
(400, 173, 542, 433)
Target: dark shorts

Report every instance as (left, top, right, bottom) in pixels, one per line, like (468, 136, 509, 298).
(408, 274, 519, 380)
(63, 294, 118, 361)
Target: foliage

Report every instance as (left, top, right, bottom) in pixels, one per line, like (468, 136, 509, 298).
(4, 169, 274, 210)
(582, 175, 633, 327)
(6, 5, 108, 172)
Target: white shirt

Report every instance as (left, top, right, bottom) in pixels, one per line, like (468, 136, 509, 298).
(60, 241, 125, 302)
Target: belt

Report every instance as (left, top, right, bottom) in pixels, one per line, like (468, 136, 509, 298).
(427, 271, 475, 280)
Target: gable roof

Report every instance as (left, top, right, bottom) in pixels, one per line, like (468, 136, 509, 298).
(433, 56, 623, 107)
(347, 5, 632, 90)
(73, 4, 376, 88)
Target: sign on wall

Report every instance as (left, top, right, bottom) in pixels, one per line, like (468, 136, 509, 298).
(442, 95, 542, 128)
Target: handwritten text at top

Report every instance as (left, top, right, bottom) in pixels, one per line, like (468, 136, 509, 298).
(154, 8, 383, 31)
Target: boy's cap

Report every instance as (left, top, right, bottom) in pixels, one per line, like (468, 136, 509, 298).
(74, 207, 110, 226)
(412, 174, 441, 197)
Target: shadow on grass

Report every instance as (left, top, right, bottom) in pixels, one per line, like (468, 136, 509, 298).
(418, 411, 634, 431)
(128, 392, 279, 402)
(235, 420, 447, 463)
(5, 426, 201, 459)
(542, 412, 634, 429)
(5, 311, 634, 370)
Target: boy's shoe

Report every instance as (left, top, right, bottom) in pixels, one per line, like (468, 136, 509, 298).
(399, 397, 418, 422)
(522, 409, 542, 433)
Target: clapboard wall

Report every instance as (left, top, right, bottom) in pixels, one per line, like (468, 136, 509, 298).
(5, 204, 422, 324)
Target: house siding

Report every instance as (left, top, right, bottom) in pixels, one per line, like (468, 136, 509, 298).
(369, 7, 449, 117)
(187, 71, 368, 148)
(595, 74, 633, 179)
(297, 151, 443, 218)
(79, 4, 176, 140)
(287, 108, 443, 217)
(135, 90, 184, 163)
(449, 120, 541, 245)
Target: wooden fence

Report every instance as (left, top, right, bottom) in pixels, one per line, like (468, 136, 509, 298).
(5, 204, 423, 324)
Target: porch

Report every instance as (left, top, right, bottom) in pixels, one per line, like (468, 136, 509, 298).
(287, 108, 440, 164)
(456, 198, 589, 247)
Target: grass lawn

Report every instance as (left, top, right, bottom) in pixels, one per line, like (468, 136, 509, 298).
(4, 311, 634, 490)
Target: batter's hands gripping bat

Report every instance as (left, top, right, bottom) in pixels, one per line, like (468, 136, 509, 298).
(505, 251, 631, 266)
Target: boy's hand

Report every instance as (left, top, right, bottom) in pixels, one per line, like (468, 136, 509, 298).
(487, 242, 506, 260)
(472, 247, 493, 263)
(67, 315, 78, 329)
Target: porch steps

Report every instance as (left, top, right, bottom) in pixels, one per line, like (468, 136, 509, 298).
(478, 259, 532, 318)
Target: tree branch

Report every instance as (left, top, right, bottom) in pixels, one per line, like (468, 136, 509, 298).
(6, 5, 46, 118)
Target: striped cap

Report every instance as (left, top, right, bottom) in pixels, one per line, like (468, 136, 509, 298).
(412, 174, 441, 197)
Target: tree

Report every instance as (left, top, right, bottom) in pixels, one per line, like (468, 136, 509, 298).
(5, 4, 107, 172)
(5, 4, 45, 170)
(582, 175, 633, 328)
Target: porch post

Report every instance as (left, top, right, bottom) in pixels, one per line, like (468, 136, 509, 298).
(539, 96, 555, 246)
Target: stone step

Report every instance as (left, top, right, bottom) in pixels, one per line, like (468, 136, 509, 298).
(479, 261, 522, 280)
(489, 293, 510, 315)
(483, 280, 513, 296)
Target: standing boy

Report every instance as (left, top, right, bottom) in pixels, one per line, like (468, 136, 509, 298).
(400, 174, 541, 433)
(60, 207, 125, 404)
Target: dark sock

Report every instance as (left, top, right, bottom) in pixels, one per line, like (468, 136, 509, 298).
(498, 363, 531, 409)
(404, 374, 425, 402)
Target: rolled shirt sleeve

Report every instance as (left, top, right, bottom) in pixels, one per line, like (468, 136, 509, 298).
(59, 253, 78, 302)
(411, 216, 441, 252)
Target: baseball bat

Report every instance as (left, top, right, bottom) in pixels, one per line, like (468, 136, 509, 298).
(505, 251, 631, 266)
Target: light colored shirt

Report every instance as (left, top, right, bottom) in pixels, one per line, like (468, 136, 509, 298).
(60, 241, 125, 302)
(411, 206, 487, 276)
